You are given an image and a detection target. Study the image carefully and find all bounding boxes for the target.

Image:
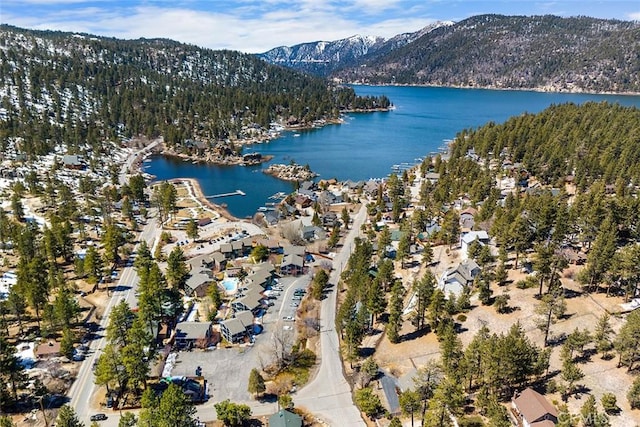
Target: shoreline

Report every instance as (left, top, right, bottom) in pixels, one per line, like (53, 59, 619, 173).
(347, 81, 640, 97)
(167, 177, 241, 222)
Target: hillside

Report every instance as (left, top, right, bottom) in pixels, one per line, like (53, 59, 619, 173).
(257, 22, 452, 77)
(0, 25, 389, 159)
(329, 15, 640, 93)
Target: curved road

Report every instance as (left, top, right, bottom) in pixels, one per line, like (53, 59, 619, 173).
(295, 205, 368, 426)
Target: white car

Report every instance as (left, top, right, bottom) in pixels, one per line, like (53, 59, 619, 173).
(283, 316, 295, 321)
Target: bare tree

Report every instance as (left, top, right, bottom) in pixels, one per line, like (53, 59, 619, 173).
(280, 223, 305, 245)
(270, 328, 294, 371)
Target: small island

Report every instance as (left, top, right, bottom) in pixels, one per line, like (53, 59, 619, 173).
(263, 162, 319, 181)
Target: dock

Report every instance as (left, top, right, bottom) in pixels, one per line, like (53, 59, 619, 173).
(205, 189, 246, 199)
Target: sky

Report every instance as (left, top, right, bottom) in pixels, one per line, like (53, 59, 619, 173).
(1, 1, 639, 53)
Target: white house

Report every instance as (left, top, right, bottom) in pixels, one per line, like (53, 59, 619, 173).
(460, 230, 490, 258)
(438, 259, 481, 297)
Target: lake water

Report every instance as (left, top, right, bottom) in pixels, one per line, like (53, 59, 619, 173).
(145, 86, 640, 218)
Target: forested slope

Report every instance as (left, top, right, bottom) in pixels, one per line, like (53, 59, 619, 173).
(450, 102, 640, 189)
(0, 25, 389, 158)
(334, 15, 640, 93)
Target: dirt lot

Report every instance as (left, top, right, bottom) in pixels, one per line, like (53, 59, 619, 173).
(371, 244, 640, 427)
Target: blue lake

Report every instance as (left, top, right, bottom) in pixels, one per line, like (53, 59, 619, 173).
(145, 85, 640, 218)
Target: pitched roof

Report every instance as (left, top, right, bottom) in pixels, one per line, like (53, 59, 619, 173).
(220, 318, 246, 336)
(268, 410, 303, 427)
(175, 322, 211, 340)
(233, 292, 262, 311)
(234, 310, 254, 327)
(35, 341, 61, 358)
(446, 259, 480, 283)
(513, 388, 558, 424)
(282, 245, 306, 256)
(282, 254, 304, 268)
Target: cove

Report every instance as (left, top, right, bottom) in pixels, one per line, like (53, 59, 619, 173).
(144, 85, 640, 218)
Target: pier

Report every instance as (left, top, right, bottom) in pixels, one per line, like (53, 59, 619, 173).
(205, 189, 246, 199)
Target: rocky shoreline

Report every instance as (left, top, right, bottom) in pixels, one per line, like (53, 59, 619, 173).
(263, 163, 319, 181)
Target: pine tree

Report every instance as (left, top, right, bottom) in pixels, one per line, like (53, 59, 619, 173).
(247, 368, 266, 398)
(55, 405, 84, 427)
(387, 281, 404, 344)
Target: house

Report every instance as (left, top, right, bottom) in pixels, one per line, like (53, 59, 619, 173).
(268, 409, 303, 427)
(209, 252, 227, 271)
(363, 179, 382, 197)
(439, 259, 481, 297)
(231, 240, 244, 256)
(294, 195, 313, 211)
(424, 172, 440, 184)
(175, 322, 213, 348)
(322, 212, 338, 228)
(220, 310, 254, 343)
(280, 254, 304, 276)
(35, 341, 62, 359)
(184, 269, 213, 297)
(231, 290, 263, 313)
(220, 243, 233, 259)
(511, 388, 558, 427)
(242, 152, 262, 163)
(301, 225, 325, 241)
(62, 154, 85, 170)
(245, 265, 275, 289)
(459, 207, 477, 230)
(460, 230, 490, 257)
(255, 238, 281, 253)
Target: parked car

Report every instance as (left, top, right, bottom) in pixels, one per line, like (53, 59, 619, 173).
(283, 316, 295, 321)
(290, 302, 299, 307)
(90, 414, 107, 421)
(292, 295, 302, 301)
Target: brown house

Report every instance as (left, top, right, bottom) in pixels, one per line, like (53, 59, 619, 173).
(511, 388, 558, 427)
(35, 341, 62, 359)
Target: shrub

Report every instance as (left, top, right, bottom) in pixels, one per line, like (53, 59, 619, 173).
(458, 415, 485, 427)
(601, 392, 619, 414)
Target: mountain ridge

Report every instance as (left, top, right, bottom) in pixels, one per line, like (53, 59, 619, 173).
(257, 21, 453, 77)
(260, 15, 640, 94)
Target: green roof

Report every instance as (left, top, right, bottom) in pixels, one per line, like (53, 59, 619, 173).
(268, 410, 302, 427)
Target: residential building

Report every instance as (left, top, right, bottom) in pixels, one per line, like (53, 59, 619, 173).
(268, 409, 303, 427)
(220, 310, 254, 343)
(231, 289, 263, 313)
(511, 388, 558, 427)
(175, 321, 214, 349)
(460, 230, 490, 257)
(280, 253, 304, 276)
(438, 259, 481, 297)
(35, 341, 62, 359)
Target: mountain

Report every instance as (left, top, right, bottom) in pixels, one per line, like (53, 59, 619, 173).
(0, 25, 388, 159)
(257, 22, 452, 77)
(333, 15, 640, 93)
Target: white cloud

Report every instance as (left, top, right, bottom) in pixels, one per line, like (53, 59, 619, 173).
(3, 3, 430, 52)
(5, 0, 633, 53)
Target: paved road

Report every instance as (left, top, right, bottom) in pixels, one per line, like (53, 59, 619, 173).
(295, 205, 368, 426)
(67, 217, 159, 425)
(118, 137, 162, 186)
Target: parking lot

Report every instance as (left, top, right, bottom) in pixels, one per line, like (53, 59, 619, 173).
(168, 274, 312, 403)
